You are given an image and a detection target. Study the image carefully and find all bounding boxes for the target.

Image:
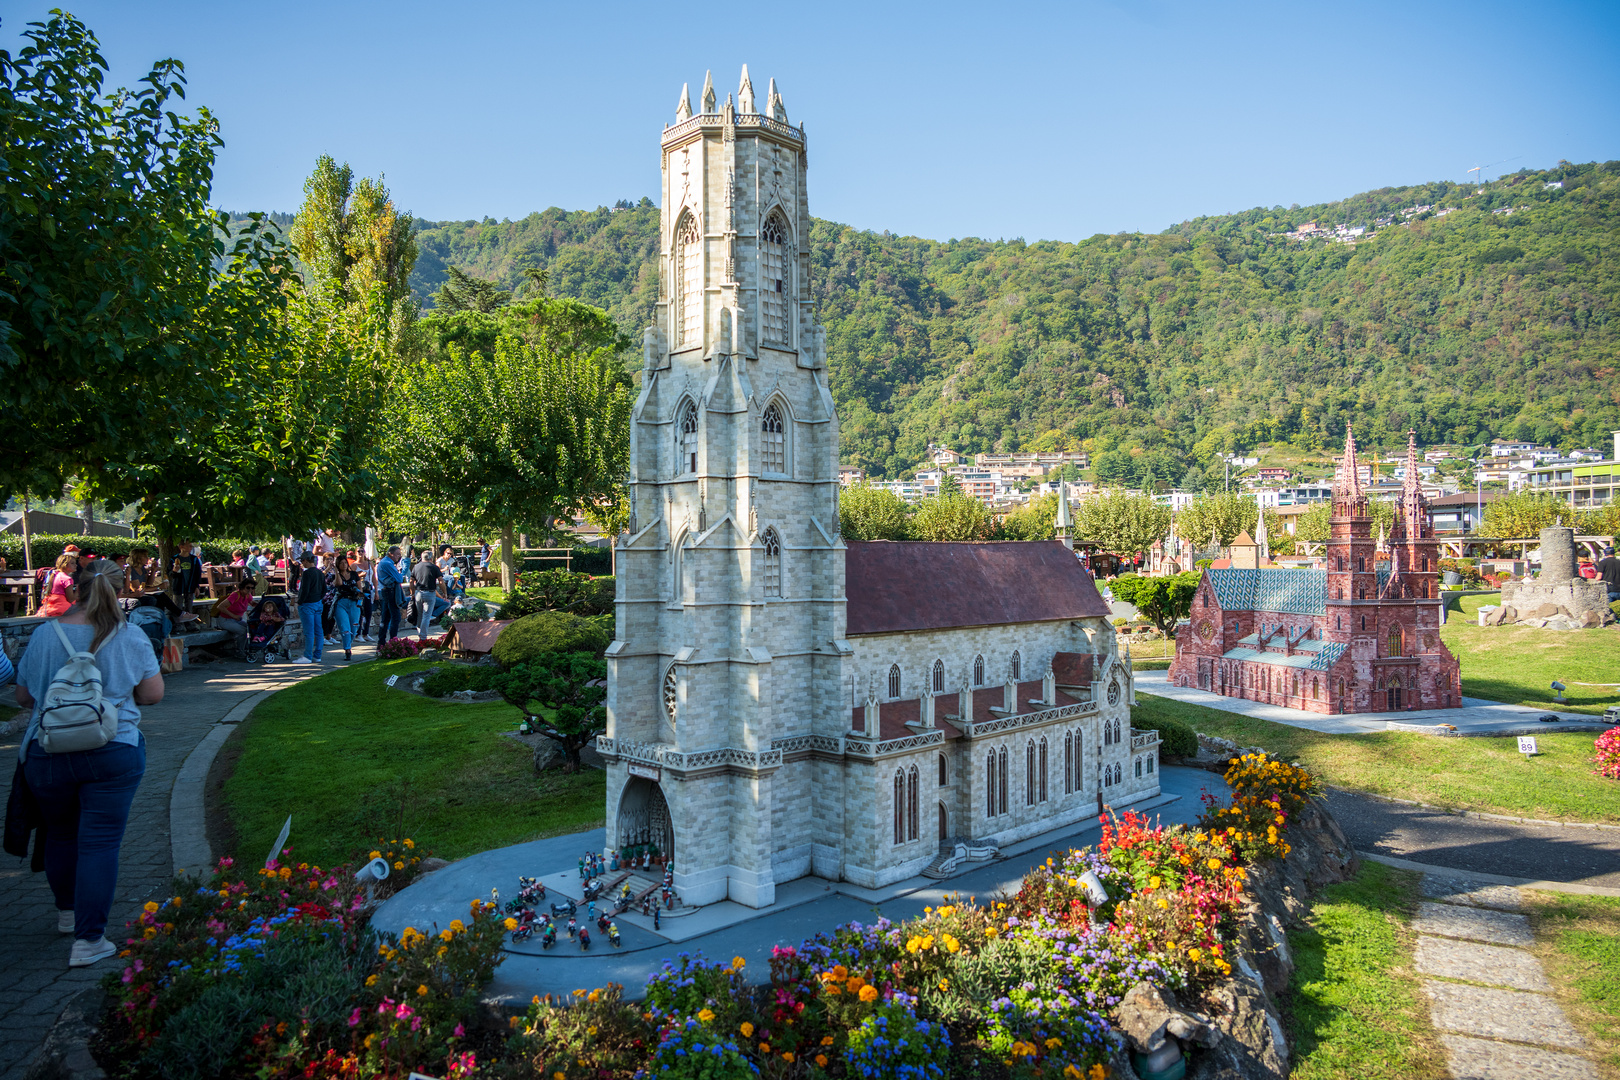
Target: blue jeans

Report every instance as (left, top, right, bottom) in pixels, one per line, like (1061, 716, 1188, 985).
(333, 598, 360, 650)
(377, 589, 401, 643)
(24, 737, 146, 940)
(300, 604, 323, 660)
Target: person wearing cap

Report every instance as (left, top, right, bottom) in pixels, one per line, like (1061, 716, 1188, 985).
(1598, 545, 1620, 602)
(291, 552, 326, 664)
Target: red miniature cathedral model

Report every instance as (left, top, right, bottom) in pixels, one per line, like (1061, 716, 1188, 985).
(1169, 429, 1462, 714)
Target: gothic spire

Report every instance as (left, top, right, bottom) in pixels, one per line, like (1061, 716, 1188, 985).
(676, 82, 692, 122)
(768, 77, 787, 122)
(701, 70, 716, 114)
(1054, 481, 1072, 550)
(1335, 426, 1364, 500)
(738, 64, 756, 114)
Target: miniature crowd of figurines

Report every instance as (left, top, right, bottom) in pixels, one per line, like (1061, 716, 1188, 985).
(492, 851, 683, 951)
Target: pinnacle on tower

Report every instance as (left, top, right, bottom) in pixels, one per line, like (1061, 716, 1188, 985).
(676, 82, 692, 122)
(738, 64, 755, 114)
(1335, 426, 1364, 500)
(701, 70, 716, 114)
(1054, 482, 1073, 550)
(768, 77, 787, 122)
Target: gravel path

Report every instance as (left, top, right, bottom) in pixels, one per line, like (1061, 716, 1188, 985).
(1326, 790, 1620, 889)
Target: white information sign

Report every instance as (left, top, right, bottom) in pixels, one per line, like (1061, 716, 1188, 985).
(628, 763, 661, 781)
(386, 675, 399, 687)
(1517, 736, 1538, 757)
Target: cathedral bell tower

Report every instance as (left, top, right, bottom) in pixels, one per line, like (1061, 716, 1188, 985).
(599, 69, 846, 910)
(1325, 428, 1378, 643)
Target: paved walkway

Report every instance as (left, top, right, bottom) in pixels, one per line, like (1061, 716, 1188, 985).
(1328, 790, 1620, 890)
(1415, 874, 1599, 1079)
(1136, 670, 1613, 735)
(0, 642, 376, 1080)
(371, 766, 1233, 1006)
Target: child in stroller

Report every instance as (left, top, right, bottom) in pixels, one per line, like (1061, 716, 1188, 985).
(244, 594, 291, 663)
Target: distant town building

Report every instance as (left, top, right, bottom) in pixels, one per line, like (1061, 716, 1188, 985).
(1523, 432, 1620, 510)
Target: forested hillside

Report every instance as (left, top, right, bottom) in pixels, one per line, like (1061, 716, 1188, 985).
(405, 162, 1620, 483)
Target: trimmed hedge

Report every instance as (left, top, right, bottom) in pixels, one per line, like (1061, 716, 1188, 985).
(490, 611, 612, 667)
(1133, 713, 1198, 757)
(0, 532, 276, 568)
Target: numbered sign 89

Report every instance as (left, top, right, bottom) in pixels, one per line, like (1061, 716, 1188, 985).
(1517, 736, 1538, 757)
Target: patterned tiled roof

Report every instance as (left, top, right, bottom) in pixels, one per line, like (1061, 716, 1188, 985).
(1220, 641, 1346, 672)
(1206, 568, 1327, 617)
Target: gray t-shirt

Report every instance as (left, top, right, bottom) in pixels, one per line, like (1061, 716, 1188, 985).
(16, 620, 161, 761)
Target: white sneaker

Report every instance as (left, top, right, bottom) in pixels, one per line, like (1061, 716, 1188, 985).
(69, 936, 116, 968)
(290, 656, 314, 665)
(57, 910, 74, 934)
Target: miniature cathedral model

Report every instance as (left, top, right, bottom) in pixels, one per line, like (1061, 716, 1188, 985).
(598, 71, 1157, 909)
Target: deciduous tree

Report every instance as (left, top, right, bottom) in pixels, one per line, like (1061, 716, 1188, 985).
(911, 491, 992, 541)
(1109, 571, 1202, 635)
(1073, 489, 1171, 555)
(490, 652, 607, 773)
(838, 483, 913, 541)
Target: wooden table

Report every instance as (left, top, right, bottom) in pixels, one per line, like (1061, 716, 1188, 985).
(0, 571, 33, 617)
(203, 564, 245, 599)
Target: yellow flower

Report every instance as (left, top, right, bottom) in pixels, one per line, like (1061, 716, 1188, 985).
(417, 984, 429, 996)
(943, 934, 960, 953)
(449, 918, 465, 932)
(1207, 858, 1222, 870)
(741, 1022, 755, 1038)
(784, 1052, 795, 1063)
(394, 861, 405, 871)
(858, 984, 879, 1003)
(846, 976, 865, 993)
(365, 974, 378, 987)
(816, 1054, 829, 1067)
(404, 838, 415, 848)
(437, 946, 447, 958)
(821, 1036, 835, 1047)
(1156, 898, 1169, 909)
(985, 927, 999, 938)
(938, 978, 950, 991)
(831, 965, 848, 980)
(697, 1008, 715, 1023)
(440, 929, 454, 942)
(1046, 1037, 1063, 1049)
(1188, 948, 1203, 963)
(587, 1025, 598, 1036)
(759, 1043, 771, 1054)
(370, 850, 382, 859)
(504, 917, 518, 931)
(365, 1035, 377, 1049)
(1090, 1063, 1109, 1080)
(732, 955, 746, 970)
(143, 901, 160, 914)
(1148, 875, 1161, 890)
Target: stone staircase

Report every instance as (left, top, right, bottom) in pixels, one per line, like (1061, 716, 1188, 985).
(921, 837, 1001, 879)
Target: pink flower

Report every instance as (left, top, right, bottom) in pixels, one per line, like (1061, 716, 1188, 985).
(348, 1007, 363, 1027)
(453, 1023, 465, 1038)
(121, 968, 134, 984)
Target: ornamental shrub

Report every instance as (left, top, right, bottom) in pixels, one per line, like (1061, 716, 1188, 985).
(1595, 728, 1620, 780)
(844, 1000, 951, 1080)
(418, 664, 498, 698)
(1131, 714, 1198, 757)
(499, 569, 614, 620)
(646, 1018, 759, 1080)
(491, 610, 611, 667)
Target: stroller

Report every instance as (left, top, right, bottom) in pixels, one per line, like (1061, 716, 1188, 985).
(244, 595, 292, 663)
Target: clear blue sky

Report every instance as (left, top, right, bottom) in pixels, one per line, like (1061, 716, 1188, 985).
(7, 0, 1617, 241)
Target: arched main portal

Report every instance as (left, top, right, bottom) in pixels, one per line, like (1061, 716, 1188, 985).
(615, 776, 676, 862)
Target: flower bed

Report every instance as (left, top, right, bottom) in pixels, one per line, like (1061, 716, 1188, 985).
(378, 635, 446, 659)
(1596, 728, 1620, 780)
(97, 756, 1339, 1079)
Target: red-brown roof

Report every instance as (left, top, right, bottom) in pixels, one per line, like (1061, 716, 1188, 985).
(849, 681, 1082, 740)
(1052, 652, 1094, 687)
(845, 541, 1111, 636)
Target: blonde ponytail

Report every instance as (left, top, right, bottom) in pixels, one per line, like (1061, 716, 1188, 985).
(81, 560, 127, 652)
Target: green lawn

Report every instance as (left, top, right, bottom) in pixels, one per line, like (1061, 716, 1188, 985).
(1443, 592, 1620, 715)
(1284, 861, 1445, 1080)
(1526, 891, 1620, 1072)
(221, 659, 605, 868)
(1134, 694, 1620, 824)
(467, 585, 506, 604)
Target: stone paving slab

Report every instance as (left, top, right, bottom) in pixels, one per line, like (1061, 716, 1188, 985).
(1439, 1034, 1599, 1080)
(1414, 901, 1535, 946)
(1424, 981, 1586, 1049)
(1415, 935, 1552, 992)
(1423, 874, 1526, 911)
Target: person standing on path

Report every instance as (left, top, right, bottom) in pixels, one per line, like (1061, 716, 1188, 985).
(374, 546, 405, 644)
(12, 559, 164, 968)
(331, 555, 363, 662)
(410, 554, 442, 640)
(292, 552, 325, 665)
(169, 541, 203, 615)
(354, 551, 375, 642)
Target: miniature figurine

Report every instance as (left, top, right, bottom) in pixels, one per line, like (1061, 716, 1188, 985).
(578, 927, 591, 950)
(608, 922, 622, 947)
(653, 906, 661, 931)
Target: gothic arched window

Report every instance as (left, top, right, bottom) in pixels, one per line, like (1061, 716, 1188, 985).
(1011, 650, 1021, 680)
(1038, 737, 1049, 803)
(907, 766, 919, 842)
(761, 401, 786, 474)
(677, 212, 702, 348)
(1387, 625, 1402, 657)
(1135, 758, 1143, 779)
(938, 753, 947, 787)
(973, 655, 985, 686)
(894, 770, 905, 845)
(1313, 677, 1320, 700)
(887, 664, 901, 699)
(763, 527, 782, 597)
(932, 659, 945, 693)
(985, 751, 997, 819)
(678, 400, 699, 475)
(1026, 743, 1036, 806)
(760, 214, 789, 344)
(998, 747, 1009, 815)
(663, 664, 679, 727)
(1064, 731, 1074, 795)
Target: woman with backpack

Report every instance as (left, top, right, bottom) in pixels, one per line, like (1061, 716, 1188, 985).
(12, 558, 164, 968)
